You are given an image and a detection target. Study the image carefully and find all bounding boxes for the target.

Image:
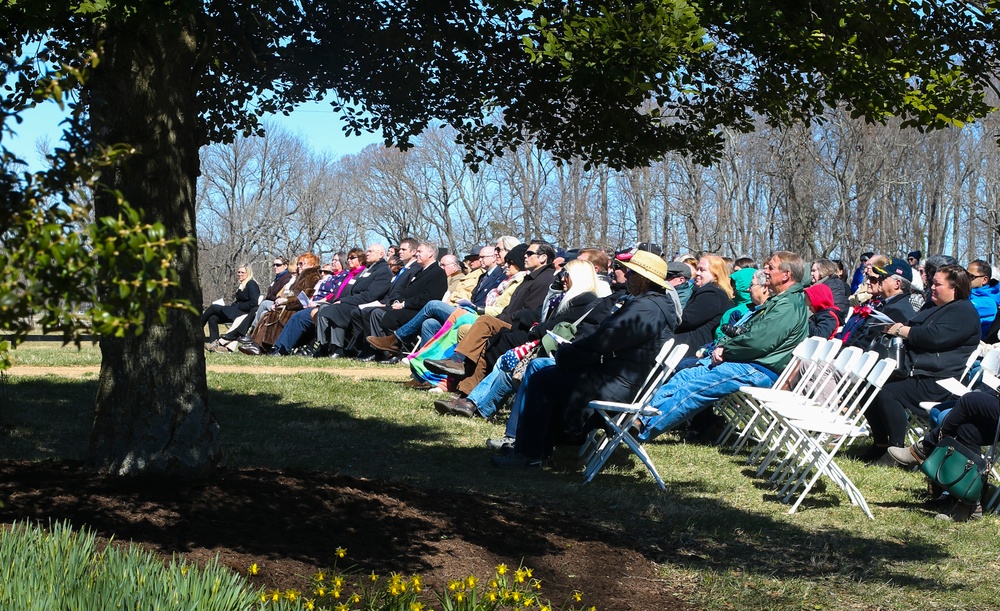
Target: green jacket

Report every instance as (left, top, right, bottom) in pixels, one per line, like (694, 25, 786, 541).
(716, 282, 809, 374)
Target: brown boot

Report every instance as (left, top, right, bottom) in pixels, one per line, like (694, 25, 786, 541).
(935, 501, 983, 522)
(367, 334, 401, 354)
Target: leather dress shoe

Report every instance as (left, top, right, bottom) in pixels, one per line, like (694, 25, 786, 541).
(425, 358, 467, 377)
(367, 334, 401, 354)
(356, 353, 378, 363)
(403, 379, 433, 390)
(312, 344, 330, 358)
(379, 356, 402, 365)
(238, 342, 263, 356)
(434, 397, 477, 418)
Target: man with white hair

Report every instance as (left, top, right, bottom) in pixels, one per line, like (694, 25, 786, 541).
(314, 243, 392, 359)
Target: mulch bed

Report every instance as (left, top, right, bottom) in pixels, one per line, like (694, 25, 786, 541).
(0, 461, 692, 609)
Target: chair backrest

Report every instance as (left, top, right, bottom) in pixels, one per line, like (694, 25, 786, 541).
(961, 344, 984, 385)
(832, 354, 895, 423)
(629, 338, 675, 404)
(786, 337, 843, 398)
(772, 336, 825, 390)
(635, 342, 689, 408)
(980, 346, 1000, 377)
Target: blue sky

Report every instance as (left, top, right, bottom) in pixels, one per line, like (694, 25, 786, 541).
(4, 97, 384, 170)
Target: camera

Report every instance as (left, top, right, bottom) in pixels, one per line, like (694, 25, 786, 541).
(720, 324, 748, 338)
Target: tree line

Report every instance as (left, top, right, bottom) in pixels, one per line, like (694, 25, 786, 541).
(197, 104, 1000, 301)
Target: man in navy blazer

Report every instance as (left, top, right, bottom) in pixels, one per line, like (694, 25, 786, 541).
(359, 241, 448, 361)
(470, 245, 506, 307)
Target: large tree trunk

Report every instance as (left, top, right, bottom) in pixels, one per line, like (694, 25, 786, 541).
(87, 9, 220, 476)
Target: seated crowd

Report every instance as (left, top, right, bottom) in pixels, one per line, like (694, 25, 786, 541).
(202, 241, 1000, 522)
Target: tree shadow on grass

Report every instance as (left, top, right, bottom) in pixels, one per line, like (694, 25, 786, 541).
(0, 377, 969, 600)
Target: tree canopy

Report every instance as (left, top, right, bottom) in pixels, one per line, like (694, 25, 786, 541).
(1, 0, 998, 475)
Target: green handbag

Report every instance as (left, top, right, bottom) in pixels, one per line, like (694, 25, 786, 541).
(919, 438, 989, 505)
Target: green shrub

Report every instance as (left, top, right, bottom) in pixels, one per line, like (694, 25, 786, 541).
(0, 520, 273, 609)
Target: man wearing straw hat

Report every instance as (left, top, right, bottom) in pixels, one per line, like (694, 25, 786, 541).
(636, 251, 809, 442)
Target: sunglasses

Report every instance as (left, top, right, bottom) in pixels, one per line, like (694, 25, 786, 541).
(273, 262, 285, 267)
(525, 250, 537, 256)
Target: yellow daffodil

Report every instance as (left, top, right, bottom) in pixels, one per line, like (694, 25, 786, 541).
(524, 598, 534, 607)
(525, 568, 533, 578)
(497, 563, 508, 575)
(332, 590, 341, 598)
(334, 604, 349, 611)
(350, 593, 361, 604)
(448, 580, 461, 591)
(371, 571, 379, 582)
(488, 592, 498, 602)
(455, 592, 465, 603)
(410, 603, 425, 611)
(248, 563, 260, 576)
(512, 591, 522, 602)
(335, 547, 347, 558)
(532, 579, 542, 590)
(541, 605, 551, 611)
(314, 570, 325, 582)
(315, 587, 326, 597)
(466, 575, 477, 588)
(333, 576, 345, 589)
(304, 600, 315, 610)
(515, 569, 526, 584)
(270, 589, 281, 602)
(284, 589, 299, 601)
(180, 566, 189, 576)
(411, 575, 422, 590)
(259, 593, 268, 603)
(572, 591, 583, 602)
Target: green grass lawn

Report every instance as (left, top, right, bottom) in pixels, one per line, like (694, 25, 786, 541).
(3, 343, 999, 610)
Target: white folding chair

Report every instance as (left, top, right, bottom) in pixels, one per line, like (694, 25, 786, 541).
(745, 346, 869, 473)
(581, 342, 689, 489)
(714, 337, 826, 451)
(751, 355, 892, 519)
(578, 338, 675, 460)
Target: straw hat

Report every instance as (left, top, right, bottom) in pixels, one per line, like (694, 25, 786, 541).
(619, 250, 670, 289)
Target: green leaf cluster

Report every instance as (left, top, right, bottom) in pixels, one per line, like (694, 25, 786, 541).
(0, 520, 268, 609)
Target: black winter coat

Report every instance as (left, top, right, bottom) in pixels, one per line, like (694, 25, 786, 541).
(555, 290, 679, 438)
(675, 283, 733, 357)
(905, 298, 980, 379)
(221, 279, 261, 320)
(382, 262, 449, 330)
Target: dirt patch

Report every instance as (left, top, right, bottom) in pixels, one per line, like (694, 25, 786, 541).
(0, 461, 689, 610)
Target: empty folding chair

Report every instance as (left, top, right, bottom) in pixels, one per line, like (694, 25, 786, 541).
(714, 336, 826, 451)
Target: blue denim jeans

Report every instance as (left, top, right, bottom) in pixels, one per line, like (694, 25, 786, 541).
(395, 300, 456, 346)
(639, 361, 775, 441)
(504, 357, 555, 439)
(468, 361, 515, 418)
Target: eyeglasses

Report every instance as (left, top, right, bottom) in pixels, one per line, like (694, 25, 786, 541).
(867, 276, 882, 283)
(971, 274, 988, 280)
(348, 255, 359, 260)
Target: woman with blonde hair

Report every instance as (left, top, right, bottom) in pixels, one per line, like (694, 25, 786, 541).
(201, 263, 260, 346)
(674, 254, 735, 357)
